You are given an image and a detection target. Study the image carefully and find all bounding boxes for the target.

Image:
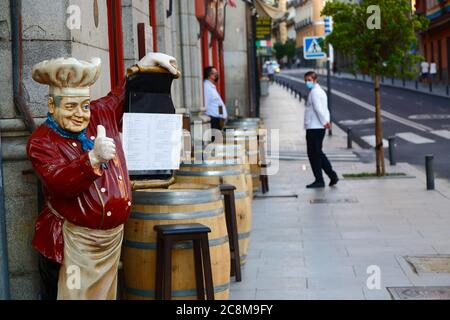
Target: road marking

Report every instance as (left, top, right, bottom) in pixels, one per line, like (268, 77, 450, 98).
(339, 118, 376, 126)
(430, 130, 450, 140)
(409, 114, 450, 120)
(361, 135, 389, 148)
(280, 75, 434, 132)
(396, 132, 435, 144)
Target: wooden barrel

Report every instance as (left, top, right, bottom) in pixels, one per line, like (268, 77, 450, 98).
(204, 144, 254, 199)
(225, 118, 261, 131)
(225, 130, 260, 193)
(175, 162, 252, 265)
(193, 143, 254, 198)
(123, 183, 230, 300)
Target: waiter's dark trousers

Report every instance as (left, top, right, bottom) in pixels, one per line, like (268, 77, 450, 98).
(38, 254, 61, 300)
(306, 129, 335, 183)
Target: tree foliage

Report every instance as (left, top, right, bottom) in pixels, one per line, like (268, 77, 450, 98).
(321, 0, 429, 78)
(273, 41, 286, 61)
(273, 38, 297, 61)
(285, 38, 297, 60)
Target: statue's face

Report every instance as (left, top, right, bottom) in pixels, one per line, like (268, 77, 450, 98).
(48, 96, 91, 133)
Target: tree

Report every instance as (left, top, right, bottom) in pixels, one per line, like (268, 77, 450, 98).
(285, 38, 297, 63)
(321, 0, 428, 176)
(273, 41, 286, 61)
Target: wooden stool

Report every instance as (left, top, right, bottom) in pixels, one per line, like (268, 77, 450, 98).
(154, 224, 215, 300)
(260, 163, 270, 194)
(219, 184, 242, 282)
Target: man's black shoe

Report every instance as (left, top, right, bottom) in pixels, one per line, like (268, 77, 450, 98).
(306, 181, 325, 189)
(329, 174, 339, 187)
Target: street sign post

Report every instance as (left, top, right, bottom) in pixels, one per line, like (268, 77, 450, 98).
(325, 16, 334, 136)
(303, 36, 327, 60)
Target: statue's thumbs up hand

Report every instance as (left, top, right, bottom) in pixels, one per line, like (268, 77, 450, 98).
(89, 125, 116, 167)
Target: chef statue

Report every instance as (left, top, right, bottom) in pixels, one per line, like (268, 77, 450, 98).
(27, 53, 178, 300)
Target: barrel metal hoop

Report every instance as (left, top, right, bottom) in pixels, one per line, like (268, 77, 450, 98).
(181, 161, 242, 167)
(125, 282, 230, 298)
(123, 235, 229, 250)
(176, 169, 244, 177)
(234, 191, 250, 200)
(132, 189, 221, 205)
(238, 232, 251, 240)
(130, 207, 224, 221)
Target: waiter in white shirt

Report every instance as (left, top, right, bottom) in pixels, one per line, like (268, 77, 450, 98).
(304, 71, 339, 189)
(429, 60, 437, 82)
(204, 66, 228, 130)
(420, 60, 429, 83)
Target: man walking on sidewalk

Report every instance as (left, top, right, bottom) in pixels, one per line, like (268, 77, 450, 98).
(304, 71, 339, 189)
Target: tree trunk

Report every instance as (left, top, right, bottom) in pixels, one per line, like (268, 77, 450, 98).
(374, 75, 385, 176)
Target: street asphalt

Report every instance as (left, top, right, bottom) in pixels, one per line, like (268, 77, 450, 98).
(276, 70, 450, 180)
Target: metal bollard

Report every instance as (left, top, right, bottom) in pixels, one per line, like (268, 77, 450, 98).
(347, 128, 352, 149)
(429, 81, 433, 92)
(415, 81, 418, 90)
(391, 77, 395, 85)
(388, 137, 396, 166)
(446, 85, 449, 96)
(425, 155, 435, 190)
(402, 78, 405, 87)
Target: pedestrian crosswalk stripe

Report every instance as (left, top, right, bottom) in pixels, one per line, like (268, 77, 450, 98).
(361, 135, 388, 148)
(396, 132, 435, 144)
(430, 130, 450, 140)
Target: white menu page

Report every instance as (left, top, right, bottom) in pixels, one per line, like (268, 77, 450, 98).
(123, 113, 183, 171)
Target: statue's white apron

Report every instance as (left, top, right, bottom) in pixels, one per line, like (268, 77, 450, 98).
(57, 220, 123, 300)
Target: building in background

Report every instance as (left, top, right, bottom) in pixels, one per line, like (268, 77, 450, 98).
(292, 0, 326, 66)
(416, 0, 450, 82)
(286, 1, 297, 41)
(0, 0, 257, 299)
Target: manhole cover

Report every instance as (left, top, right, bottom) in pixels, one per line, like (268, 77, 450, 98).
(310, 197, 358, 204)
(405, 255, 450, 274)
(388, 286, 450, 300)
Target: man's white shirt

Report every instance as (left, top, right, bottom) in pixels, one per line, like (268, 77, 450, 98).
(204, 80, 228, 119)
(421, 62, 429, 73)
(430, 63, 437, 75)
(304, 84, 330, 129)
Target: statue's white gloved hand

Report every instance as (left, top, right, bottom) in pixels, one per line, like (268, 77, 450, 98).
(137, 52, 178, 75)
(89, 125, 116, 167)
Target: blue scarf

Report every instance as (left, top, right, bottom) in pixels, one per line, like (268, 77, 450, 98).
(45, 113, 94, 152)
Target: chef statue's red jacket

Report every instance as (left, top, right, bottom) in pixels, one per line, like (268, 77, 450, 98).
(27, 82, 131, 263)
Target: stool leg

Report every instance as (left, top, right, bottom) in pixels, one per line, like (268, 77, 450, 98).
(155, 235, 164, 300)
(200, 235, 215, 300)
(193, 239, 205, 300)
(222, 189, 242, 282)
(163, 238, 172, 300)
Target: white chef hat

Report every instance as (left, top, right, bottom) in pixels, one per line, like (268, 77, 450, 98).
(32, 57, 101, 97)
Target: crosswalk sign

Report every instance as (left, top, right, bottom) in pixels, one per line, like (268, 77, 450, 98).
(303, 36, 327, 60)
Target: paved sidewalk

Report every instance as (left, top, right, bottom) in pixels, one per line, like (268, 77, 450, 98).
(284, 68, 450, 99)
(229, 83, 450, 300)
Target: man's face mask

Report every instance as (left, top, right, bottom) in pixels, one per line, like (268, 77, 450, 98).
(306, 81, 315, 90)
(214, 74, 219, 83)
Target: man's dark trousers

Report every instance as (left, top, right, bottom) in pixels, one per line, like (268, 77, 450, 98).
(306, 129, 335, 183)
(210, 116, 224, 131)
